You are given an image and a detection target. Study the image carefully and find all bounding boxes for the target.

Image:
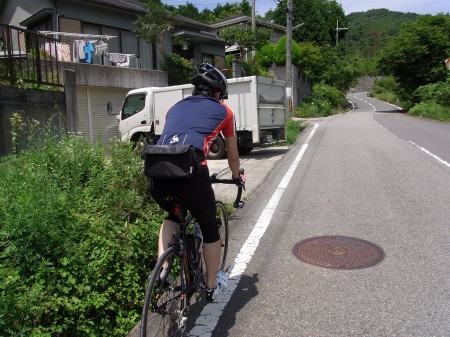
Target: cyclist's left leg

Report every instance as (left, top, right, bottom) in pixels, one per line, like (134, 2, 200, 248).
(158, 219, 179, 257)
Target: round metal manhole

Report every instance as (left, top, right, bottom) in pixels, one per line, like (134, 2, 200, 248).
(293, 236, 384, 270)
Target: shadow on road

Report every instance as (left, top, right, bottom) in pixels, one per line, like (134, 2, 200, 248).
(212, 273, 260, 337)
(184, 274, 259, 336)
(375, 109, 406, 113)
(240, 147, 288, 160)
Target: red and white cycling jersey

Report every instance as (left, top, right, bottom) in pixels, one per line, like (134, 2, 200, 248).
(157, 95, 236, 159)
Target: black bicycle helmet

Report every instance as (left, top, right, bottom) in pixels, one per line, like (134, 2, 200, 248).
(191, 63, 228, 99)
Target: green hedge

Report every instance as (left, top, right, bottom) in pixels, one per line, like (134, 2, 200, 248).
(0, 136, 164, 336)
(294, 83, 349, 118)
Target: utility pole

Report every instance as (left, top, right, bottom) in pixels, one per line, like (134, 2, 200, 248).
(335, 20, 348, 46)
(286, 0, 293, 112)
(251, 0, 256, 59)
(251, 0, 256, 31)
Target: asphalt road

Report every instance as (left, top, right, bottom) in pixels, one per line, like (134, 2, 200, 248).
(187, 93, 450, 337)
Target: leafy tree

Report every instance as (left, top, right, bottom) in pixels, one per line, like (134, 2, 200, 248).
(174, 2, 202, 21)
(320, 44, 362, 91)
(270, 0, 347, 46)
(219, 27, 271, 58)
(296, 41, 326, 79)
(176, 0, 251, 23)
(135, 0, 180, 67)
(377, 14, 450, 100)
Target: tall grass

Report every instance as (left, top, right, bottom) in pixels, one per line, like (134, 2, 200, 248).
(409, 102, 450, 121)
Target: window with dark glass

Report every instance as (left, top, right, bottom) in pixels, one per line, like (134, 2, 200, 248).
(121, 94, 146, 120)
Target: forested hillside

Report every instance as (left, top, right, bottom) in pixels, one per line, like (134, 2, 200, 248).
(343, 9, 419, 57)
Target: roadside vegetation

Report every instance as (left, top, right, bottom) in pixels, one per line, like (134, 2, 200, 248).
(0, 135, 160, 336)
(286, 118, 303, 144)
(370, 14, 450, 121)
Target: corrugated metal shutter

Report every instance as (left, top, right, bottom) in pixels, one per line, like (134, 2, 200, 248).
(77, 87, 129, 147)
(76, 86, 90, 140)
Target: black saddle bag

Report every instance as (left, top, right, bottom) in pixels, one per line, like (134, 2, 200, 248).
(144, 145, 197, 179)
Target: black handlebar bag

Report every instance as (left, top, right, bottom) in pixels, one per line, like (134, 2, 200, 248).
(144, 145, 197, 179)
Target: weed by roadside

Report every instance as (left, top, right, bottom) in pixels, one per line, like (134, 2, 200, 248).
(286, 118, 304, 144)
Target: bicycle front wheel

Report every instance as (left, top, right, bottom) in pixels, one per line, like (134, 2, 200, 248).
(216, 201, 229, 270)
(140, 247, 188, 337)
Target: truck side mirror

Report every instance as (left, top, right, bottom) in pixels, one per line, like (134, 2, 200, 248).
(107, 102, 118, 115)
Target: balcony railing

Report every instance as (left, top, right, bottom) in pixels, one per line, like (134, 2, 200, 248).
(0, 23, 63, 88)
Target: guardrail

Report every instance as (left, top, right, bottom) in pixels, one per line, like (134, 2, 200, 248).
(0, 23, 62, 88)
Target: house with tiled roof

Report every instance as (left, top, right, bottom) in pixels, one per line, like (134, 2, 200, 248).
(1, 0, 226, 70)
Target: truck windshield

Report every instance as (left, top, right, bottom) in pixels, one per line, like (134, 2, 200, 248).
(121, 94, 146, 120)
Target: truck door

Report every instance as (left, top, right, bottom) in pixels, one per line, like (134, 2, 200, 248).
(119, 93, 147, 138)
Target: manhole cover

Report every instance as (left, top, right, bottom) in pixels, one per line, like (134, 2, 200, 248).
(293, 236, 384, 270)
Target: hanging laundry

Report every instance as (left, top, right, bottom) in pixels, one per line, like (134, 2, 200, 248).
(56, 43, 71, 62)
(95, 40, 109, 56)
(44, 42, 57, 59)
(73, 40, 79, 62)
(109, 53, 128, 66)
(78, 40, 86, 60)
(84, 41, 95, 63)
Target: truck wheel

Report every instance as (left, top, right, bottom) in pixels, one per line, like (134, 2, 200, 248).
(131, 134, 151, 150)
(238, 145, 253, 155)
(207, 137, 226, 160)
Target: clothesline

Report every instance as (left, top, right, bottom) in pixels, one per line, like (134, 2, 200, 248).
(39, 31, 117, 40)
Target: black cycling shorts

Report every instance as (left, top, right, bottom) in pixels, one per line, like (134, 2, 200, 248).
(148, 164, 219, 243)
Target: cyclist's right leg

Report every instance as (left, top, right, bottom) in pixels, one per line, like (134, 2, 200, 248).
(203, 240, 222, 289)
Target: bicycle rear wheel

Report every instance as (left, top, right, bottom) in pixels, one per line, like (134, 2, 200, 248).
(141, 247, 188, 337)
(216, 201, 229, 270)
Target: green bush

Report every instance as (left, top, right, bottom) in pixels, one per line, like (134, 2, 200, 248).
(274, 36, 301, 66)
(311, 83, 347, 109)
(285, 119, 302, 144)
(371, 76, 399, 96)
(241, 59, 272, 78)
(163, 54, 193, 85)
(413, 76, 450, 106)
(294, 83, 349, 118)
(255, 43, 275, 68)
(409, 102, 450, 121)
(0, 136, 163, 336)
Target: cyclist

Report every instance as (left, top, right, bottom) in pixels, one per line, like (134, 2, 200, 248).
(148, 63, 245, 302)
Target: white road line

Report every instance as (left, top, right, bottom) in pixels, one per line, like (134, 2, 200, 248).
(409, 141, 450, 168)
(191, 123, 319, 336)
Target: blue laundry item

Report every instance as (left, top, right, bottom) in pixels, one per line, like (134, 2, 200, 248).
(84, 41, 95, 63)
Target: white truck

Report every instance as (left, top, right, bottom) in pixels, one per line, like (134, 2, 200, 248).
(111, 76, 288, 159)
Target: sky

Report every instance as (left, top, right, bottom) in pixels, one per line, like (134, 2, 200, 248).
(161, 0, 449, 16)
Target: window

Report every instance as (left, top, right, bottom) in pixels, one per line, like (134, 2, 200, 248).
(121, 94, 146, 120)
(202, 54, 213, 64)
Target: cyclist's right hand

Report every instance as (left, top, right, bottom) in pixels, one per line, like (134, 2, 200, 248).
(232, 170, 246, 189)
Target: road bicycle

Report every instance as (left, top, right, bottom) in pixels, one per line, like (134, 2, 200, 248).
(140, 170, 245, 337)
